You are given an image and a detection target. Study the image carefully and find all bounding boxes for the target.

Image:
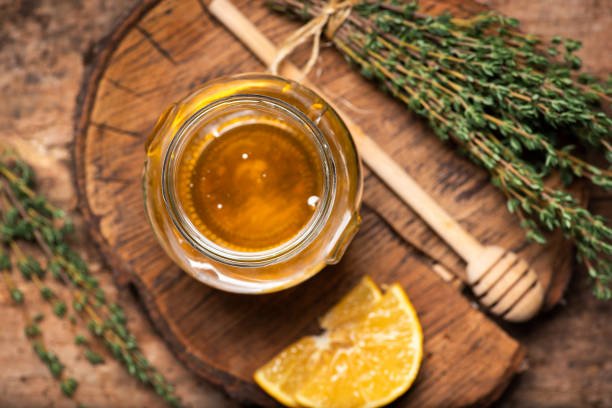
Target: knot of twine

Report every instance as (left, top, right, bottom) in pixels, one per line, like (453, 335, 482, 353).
(270, 0, 357, 78)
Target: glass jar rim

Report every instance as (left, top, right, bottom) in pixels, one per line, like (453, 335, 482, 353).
(161, 94, 337, 267)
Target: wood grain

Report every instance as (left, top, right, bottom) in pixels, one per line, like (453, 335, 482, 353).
(0, 0, 612, 408)
(72, 0, 528, 405)
(0, 1, 609, 407)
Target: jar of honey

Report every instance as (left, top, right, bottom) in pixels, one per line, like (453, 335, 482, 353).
(143, 74, 362, 293)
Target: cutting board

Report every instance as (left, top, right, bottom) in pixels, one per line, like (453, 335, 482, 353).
(73, 0, 580, 405)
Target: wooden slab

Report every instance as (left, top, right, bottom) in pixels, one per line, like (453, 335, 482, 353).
(72, 0, 554, 405)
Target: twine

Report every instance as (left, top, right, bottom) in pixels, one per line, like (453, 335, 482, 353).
(269, 0, 357, 78)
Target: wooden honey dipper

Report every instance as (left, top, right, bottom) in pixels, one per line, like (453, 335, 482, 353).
(208, 0, 545, 322)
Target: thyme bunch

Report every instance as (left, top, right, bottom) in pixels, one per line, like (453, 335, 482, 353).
(0, 152, 182, 407)
(269, 0, 612, 298)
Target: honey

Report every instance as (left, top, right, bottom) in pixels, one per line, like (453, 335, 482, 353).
(144, 74, 362, 293)
(177, 119, 324, 251)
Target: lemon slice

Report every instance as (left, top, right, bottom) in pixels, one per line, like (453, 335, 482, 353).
(254, 278, 423, 408)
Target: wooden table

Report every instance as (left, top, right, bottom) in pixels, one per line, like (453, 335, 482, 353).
(0, 0, 610, 406)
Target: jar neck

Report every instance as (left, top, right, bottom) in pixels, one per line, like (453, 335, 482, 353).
(161, 94, 336, 267)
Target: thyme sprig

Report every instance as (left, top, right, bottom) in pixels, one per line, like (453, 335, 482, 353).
(3, 257, 82, 402)
(270, 0, 612, 298)
(0, 152, 182, 407)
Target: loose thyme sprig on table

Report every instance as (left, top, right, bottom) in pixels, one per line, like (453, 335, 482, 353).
(0, 152, 182, 407)
(1, 248, 82, 403)
(269, 0, 612, 299)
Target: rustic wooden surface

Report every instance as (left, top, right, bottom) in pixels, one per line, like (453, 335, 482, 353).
(0, 0, 610, 407)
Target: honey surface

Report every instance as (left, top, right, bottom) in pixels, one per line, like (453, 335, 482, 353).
(177, 119, 324, 251)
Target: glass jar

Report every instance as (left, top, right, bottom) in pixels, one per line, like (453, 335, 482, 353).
(143, 74, 362, 293)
